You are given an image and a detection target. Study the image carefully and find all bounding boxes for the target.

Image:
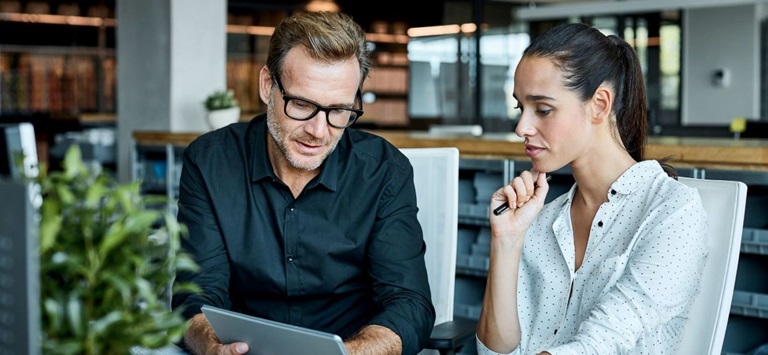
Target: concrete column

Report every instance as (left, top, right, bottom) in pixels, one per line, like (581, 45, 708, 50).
(116, 0, 227, 182)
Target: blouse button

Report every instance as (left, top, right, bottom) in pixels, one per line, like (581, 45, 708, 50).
(611, 189, 617, 195)
(598, 221, 604, 227)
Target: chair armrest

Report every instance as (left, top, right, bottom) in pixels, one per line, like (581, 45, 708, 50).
(425, 317, 478, 352)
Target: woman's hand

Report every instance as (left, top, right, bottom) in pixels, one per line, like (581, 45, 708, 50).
(489, 170, 550, 242)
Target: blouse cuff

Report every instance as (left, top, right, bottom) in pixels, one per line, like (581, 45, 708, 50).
(545, 343, 583, 355)
(476, 335, 520, 355)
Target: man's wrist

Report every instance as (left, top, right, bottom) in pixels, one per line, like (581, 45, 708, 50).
(344, 324, 401, 355)
(184, 313, 220, 355)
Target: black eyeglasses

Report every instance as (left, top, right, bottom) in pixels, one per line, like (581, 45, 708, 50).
(272, 74, 364, 129)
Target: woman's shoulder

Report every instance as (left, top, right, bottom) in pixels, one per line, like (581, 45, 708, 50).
(627, 160, 698, 198)
(646, 171, 705, 216)
(654, 172, 700, 199)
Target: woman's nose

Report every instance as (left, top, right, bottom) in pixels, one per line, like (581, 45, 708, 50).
(514, 112, 535, 138)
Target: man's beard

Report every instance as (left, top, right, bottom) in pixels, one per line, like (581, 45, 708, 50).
(266, 99, 341, 171)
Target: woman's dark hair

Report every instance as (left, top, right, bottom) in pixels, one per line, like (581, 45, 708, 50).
(523, 23, 676, 178)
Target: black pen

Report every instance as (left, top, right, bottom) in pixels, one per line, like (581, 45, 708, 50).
(492, 175, 552, 216)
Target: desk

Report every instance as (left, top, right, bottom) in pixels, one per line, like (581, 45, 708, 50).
(367, 131, 768, 172)
(132, 130, 768, 172)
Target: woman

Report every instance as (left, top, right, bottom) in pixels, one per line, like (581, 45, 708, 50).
(476, 23, 708, 355)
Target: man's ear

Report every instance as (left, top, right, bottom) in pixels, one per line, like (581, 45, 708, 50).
(590, 84, 613, 124)
(258, 66, 273, 105)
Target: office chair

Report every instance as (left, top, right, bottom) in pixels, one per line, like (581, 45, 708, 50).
(676, 177, 747, 355)
(400, 147, 477, 355)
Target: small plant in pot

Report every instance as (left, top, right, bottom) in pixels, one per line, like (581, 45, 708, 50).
(31, 145, 200, 355)
(204, 89, 241, 130)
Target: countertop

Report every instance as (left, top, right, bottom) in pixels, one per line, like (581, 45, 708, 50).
(132, 130, 768, 171)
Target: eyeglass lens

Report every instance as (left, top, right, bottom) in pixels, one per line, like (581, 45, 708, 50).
(284, 98, 359, 128)
(273, 74, 362, 128)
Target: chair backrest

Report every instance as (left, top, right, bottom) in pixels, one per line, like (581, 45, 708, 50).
(676, 177, 747, 355)
(400, 147, 460, 326)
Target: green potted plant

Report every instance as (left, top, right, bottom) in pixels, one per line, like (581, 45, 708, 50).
(204, 89, 241, 130)
(31, 145, 199, 355)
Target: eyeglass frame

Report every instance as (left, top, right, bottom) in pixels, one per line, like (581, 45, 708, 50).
(271, 74, 364, 129)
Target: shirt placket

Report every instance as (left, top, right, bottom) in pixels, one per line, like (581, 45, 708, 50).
(585, 195, 617, 261)
(283, 200, 303, 324)
(549, 209, 575, 347)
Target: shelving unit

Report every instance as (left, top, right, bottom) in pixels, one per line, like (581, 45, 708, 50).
(0, 12, 116, 116)
(130, 140, 186, 217)
(362, 37, 409, 127)
(0, 10, 118, 169)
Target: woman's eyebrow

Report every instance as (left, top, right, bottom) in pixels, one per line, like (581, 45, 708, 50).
(527, 94, 555, 102)
(513, 93, 556, 102)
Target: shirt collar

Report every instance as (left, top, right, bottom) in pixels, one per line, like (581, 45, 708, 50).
(609, 160, 664, 196)
(247, 114, 341, 192)
(559, 160, 664, 206)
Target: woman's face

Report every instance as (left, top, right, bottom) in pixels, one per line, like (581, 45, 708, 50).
(513, 56, 595, 173)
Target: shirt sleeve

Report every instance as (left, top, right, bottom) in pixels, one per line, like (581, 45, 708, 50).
(476, 335, 521, 355)
(171, 144, 233, 320)
(546, 190, 708, 354)
(364, 155, 436, 355)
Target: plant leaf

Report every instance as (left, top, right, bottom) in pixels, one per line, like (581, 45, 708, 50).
(63, 144, 85, 178)
(38, 144, 199, 352)
(66, 291, 83, 337)
(90, 310, 122, 334)
(39, 212, 62, 253)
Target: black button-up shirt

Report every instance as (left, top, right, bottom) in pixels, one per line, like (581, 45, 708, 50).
(172, 114, 435, 354)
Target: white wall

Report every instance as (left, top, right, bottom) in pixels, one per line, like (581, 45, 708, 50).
(116, 0, 226, 182)
(169, 0, 227, 132)
(682, 3, 763, 125)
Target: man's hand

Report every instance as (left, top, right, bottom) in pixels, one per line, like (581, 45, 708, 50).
(344, 325, 401, 355)
(200, 342, 249, 355)
(184, 313, 250, 355)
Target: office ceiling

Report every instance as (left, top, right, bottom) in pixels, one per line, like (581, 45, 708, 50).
(228, 0, 447, 29)
(7, 0, 597, 30)
(227, 0, 602, 31)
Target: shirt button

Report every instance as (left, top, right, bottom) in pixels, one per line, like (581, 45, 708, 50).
(554, 328, 558, 335)
(287, 256, 294, 262)
(598, 221, 604, 227)
(611, 189, 617, 195)
(289, 205, 295, 212)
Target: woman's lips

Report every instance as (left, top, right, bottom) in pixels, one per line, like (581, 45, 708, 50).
(525, 144, 545, 157)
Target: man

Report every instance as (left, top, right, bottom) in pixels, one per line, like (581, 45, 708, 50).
(171, 11, 435, 355)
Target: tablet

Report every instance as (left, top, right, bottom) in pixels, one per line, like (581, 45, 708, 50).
(201, 305, 349, 355)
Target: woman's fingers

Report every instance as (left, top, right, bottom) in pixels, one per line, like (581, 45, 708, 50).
(511, 172, 536, 208)
(491, 170, 549, 216)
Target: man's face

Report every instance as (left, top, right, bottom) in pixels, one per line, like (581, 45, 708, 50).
(264, 47, 361, 172)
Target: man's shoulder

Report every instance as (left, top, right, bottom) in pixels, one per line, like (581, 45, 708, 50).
(186, 121, 251, 154)
(345, 128, 391, 146)
(344, 128, 409, 164)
